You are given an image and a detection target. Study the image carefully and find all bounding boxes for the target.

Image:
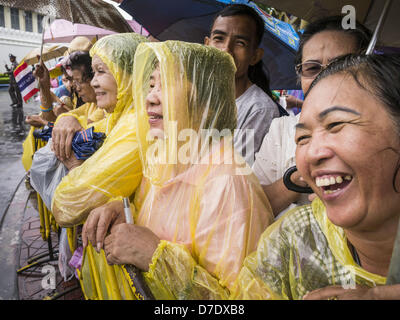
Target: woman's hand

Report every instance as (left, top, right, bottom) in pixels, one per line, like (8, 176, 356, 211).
(25, 114, 48, 127)
(51, 116, 83, 161)
(33, 56, 50, 90)
(303, 284, 400, 300)
(59, 152, 83, 171)
(53, 103, 70, 117)
(104, 224, 160, 271)
(82, 200, 126, 252)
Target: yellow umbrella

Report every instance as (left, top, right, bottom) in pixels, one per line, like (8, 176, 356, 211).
(23, 44, 68, 65)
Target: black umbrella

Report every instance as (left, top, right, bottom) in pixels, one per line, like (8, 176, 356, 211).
(120, 0, 301, 89)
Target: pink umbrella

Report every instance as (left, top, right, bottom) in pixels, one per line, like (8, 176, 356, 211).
(126, 19, 150, 37)
(44, 19, 116, 43)
(44, 19, 150, 43)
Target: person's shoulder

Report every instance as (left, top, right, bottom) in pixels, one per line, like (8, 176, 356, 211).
(266, 112, 299, 137)
(238, 84, 276, 108)
(273, 202, 316, 237)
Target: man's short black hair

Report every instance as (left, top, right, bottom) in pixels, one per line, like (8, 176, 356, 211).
(212, 4, 265, 47)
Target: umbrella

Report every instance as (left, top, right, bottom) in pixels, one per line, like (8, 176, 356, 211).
(0, 0, 133, 34)
(22, 44, 68, 65)
(43, 19, 150, 43)
(127, 19, 150, 37)
(43, 19, 117, 43)
(256, 0, 400, 50)
(120, 0, 301, 89)
(71, 127, 106, 160)
(33, 126, 106, 160)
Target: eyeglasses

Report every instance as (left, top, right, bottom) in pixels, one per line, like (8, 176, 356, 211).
(73, 79, 90, 88)
(295, 61, 331, 78)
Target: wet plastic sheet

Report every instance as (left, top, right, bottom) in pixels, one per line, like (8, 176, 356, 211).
(51, 33, 147, 227)
(129, 41, 274, 298)
(30, 140, 68, 210)
(230, 198, 387, 299)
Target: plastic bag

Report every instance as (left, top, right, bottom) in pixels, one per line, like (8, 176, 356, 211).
(58, 228, 75, 282)
(30, 139, 68, 210)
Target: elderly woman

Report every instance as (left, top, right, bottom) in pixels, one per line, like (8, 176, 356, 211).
(252, 16, 372, 217)
(230, 54, 400, 300)
(51, 33, 147, 227)
(81, 41, 274, 299)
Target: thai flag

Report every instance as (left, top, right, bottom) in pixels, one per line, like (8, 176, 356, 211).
(13, 61, 39, 103)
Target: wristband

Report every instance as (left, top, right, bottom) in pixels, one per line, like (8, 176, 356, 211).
(40, 105, 53, 112)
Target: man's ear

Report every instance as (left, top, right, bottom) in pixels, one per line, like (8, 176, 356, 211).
(204, 36, 210, 45)
(250, 47, 264, 66)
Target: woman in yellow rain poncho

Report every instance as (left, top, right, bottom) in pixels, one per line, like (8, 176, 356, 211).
(51, 33, 147, 227)
(231, 54, 400, 300)
(81, 41, 274, 299)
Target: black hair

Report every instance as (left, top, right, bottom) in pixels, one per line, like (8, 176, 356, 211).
(296, 16, 372, 67)
(309, 54, 400, 130)
(307, 53, 400, 191)
(66, 51, 94, 82)
(212, 4, 277, 104)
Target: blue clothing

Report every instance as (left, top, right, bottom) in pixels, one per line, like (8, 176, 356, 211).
(54, 85, 71, 98)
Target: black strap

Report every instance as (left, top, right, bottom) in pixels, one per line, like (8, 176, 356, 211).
(283, 166, 313, 194)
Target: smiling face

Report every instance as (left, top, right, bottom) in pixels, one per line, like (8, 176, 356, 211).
(300, 30, 359, 94)
(145, 66, 164, 138)
(295, 74, 400, 231)
(72, 68, 96, 103)
(205, 15, 262, 81)
(90, 55, 118, 112)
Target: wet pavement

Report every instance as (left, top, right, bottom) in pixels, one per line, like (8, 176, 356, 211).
(0, 87, 83, 299)
(0, 86, 39, 223)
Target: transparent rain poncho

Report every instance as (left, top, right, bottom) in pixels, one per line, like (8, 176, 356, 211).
(52, 33, 147, 227)
(130, 41, 274, 299)
(230, 198, 387, 300)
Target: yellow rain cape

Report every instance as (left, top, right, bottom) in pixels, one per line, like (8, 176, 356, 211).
(55, 101, 106, 131)
(230, 198, 387, 300)
(52, 33, 147, 226)
(131, 41, 274, 299)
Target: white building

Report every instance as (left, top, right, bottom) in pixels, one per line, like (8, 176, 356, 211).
(0, 5, 43, 73)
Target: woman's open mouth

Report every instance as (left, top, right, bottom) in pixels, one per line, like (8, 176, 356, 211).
(315, 174, 353, 195)
(147, 112, 163, 125)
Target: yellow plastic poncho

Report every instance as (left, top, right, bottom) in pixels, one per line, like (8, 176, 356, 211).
(131, 41, 274, 299)
(51, 33, 147, 227)
(230, 198, 387, 300)
(55, 101, 106, 130)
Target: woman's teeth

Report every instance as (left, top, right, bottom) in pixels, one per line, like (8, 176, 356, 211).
(315, 175, 352, 194)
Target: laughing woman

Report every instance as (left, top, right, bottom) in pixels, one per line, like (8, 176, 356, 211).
(231, 54, 400, 300)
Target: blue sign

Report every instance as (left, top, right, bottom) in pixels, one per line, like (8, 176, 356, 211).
(216, 0, 300, 51)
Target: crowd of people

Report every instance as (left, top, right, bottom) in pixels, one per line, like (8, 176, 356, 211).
(22, 4, 400, 300)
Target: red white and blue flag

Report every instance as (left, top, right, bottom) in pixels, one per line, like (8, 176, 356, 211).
(13, 61, 39, 103)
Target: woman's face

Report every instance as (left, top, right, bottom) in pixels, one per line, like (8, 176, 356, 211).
(61, 74, 72, 92)
(295, 74, 400, 231)
(300, 30, 359, 95)
(72, 68, 96, 103)
(145, 66, 164, 138)
(90, 55, 118, 112)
